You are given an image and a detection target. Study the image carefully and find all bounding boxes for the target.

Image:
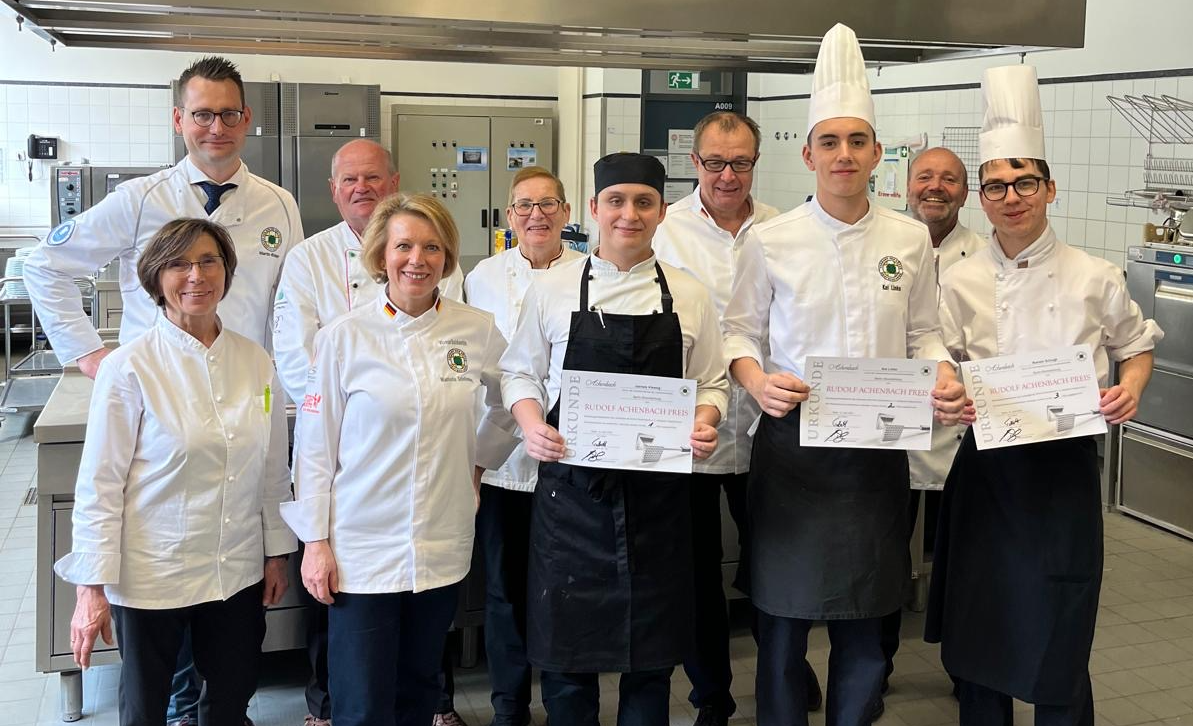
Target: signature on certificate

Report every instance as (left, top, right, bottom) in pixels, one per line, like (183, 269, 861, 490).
(591, 437, 608, 447)
(825, 429, 851, 443)
(581, 449, 607, 462)
(999, 428, 1023, 443)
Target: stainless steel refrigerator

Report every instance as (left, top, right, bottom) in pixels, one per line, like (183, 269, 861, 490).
(282, 83, 382, 236)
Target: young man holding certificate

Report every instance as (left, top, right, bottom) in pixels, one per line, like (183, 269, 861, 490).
(925, 66, 1163, 725)
(720, 23, 967, 726)
(500, 152, 729, 726)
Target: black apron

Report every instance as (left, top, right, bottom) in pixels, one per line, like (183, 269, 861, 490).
(747, 408, 909, 620)
(925, 430, 1102, 705)
(527, 259, 694, 673)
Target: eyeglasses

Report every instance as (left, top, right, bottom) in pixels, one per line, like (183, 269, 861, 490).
(186, 109, 245, 128)
(980, 176, 1046, 202)
(164, 255, 224, 275)
(511, 198, 563, 216)
(694, 154, 758, 173)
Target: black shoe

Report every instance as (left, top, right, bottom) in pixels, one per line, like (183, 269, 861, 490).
(869, 697, 885, 722)
(805, 661, 823, 711)
(693, 706, 730, 726)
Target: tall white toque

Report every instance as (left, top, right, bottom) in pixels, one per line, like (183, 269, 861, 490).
(807, 23, 876, 136)
(979, 64, 1047, 164)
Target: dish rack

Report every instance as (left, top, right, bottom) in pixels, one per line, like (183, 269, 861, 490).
(1106, 94, 1193, 219)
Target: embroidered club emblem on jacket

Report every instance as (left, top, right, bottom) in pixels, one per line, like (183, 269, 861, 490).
(447, 348, 468, 373)
(261, 227, 283, 252)
(878, 255, 904, 282)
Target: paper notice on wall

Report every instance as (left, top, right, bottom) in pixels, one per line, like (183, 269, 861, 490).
(668, 153, 698, 178)
(653, 154, 670, 176)
(664, 181, 695, 203)
(667, 129, 695, 154)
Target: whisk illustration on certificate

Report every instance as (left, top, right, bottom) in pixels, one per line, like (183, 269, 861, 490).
(635, 433, 691, 464)
(875, 413, 931, 443)
(1046, 405, 1102, 433)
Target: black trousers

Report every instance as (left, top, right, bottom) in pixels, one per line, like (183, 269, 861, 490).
(756, 611, 883, 726)
(328, 585, 458, 726)
(683, 472, 748, 713)
(957, 677, 1094, 726)
(879, 488, 934, 678)
(540, 668, 673, 726)
(110, 580, 265, 726)
(477, 484, 535, 723)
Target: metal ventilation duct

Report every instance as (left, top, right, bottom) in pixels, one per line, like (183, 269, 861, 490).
(3, 0, 1086, 73)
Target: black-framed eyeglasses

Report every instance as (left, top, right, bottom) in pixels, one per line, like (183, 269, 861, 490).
(164, 255, 224, 275)
(980, 176, 1046, 202)
(511, 198, 563, 216)
(186, 109, 245, 128)
(694, 154, 758, 173)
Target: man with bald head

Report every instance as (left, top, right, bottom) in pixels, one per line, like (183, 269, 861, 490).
(273, 138, 466, 726)
(878, 146, 984, 698)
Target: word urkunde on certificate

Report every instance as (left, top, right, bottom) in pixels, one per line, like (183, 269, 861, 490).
(962, 344, 1106, 450)
(558, 369, 697, 473)
(800, 357, 937, 450)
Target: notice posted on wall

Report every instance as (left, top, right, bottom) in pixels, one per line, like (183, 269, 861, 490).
(668, 153, 698, 178)
(664, 181, 695, 203)
(507, 147, 536, 170)
(457, 146, 489, 171)
(667, 128, 695, 154)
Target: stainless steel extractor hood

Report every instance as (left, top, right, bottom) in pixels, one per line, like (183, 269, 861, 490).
(3, 0, 1086, 73)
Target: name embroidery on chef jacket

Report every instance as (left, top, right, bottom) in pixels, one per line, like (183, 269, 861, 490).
(439, 337, 472, 383)
(878, 255, 905, 292)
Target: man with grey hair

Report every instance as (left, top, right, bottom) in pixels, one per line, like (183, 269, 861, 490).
(654, 110, 822, 725)
(272, 137, 465, 726)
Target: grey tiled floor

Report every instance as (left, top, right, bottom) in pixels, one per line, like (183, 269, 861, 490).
(2, 409, 1193, 724)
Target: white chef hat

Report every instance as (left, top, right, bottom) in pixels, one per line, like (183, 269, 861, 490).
(807, 23, 876, 136)
(979, 65, 1046, 163)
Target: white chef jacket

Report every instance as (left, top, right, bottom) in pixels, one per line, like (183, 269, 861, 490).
(501, 251, 730, 426)
(24, 157, 303, 362)
(654, 191, 778, 475)
(272, 219, 466, 402)
(464, 245, 584, 491)
(53, 316, 295, 609)
(723, 197, 952, 379)
(939, 225, 1163, 387)
(909, 222, 987, 490)
(280, 292, 518, 594)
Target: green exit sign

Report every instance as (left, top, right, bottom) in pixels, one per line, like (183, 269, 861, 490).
(667, 71, 698, 90)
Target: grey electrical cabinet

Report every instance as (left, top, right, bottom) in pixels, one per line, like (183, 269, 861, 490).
(391, 105, 554, 275)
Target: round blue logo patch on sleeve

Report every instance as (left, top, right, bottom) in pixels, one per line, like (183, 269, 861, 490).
(47, 219, 77, 246)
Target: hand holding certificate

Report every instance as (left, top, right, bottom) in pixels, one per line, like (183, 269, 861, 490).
(800, 357, 937, 450)
(962, 344, 1106, 450)
(558, 370, 697, 473)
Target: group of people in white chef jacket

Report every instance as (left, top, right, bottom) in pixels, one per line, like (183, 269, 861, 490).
(33, 19, 1166, 726)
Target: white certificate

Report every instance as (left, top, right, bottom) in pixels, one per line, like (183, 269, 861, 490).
(800, 357, 937, 450)
(558, 369, 696, 473)
(962, 344, 1106, 450)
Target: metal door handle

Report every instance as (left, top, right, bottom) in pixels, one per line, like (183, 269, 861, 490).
(481, 209, 488, 228)
(493, 208, 500, 226)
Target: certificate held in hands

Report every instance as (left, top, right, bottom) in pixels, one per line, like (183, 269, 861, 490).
(558, 369, 697, 473)
(800, 357, 937, 450)
(962, 344, 1106, 450)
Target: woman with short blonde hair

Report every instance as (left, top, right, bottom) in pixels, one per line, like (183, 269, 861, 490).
(361, 192, 460, 284)
(285, 192, 517, 726)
